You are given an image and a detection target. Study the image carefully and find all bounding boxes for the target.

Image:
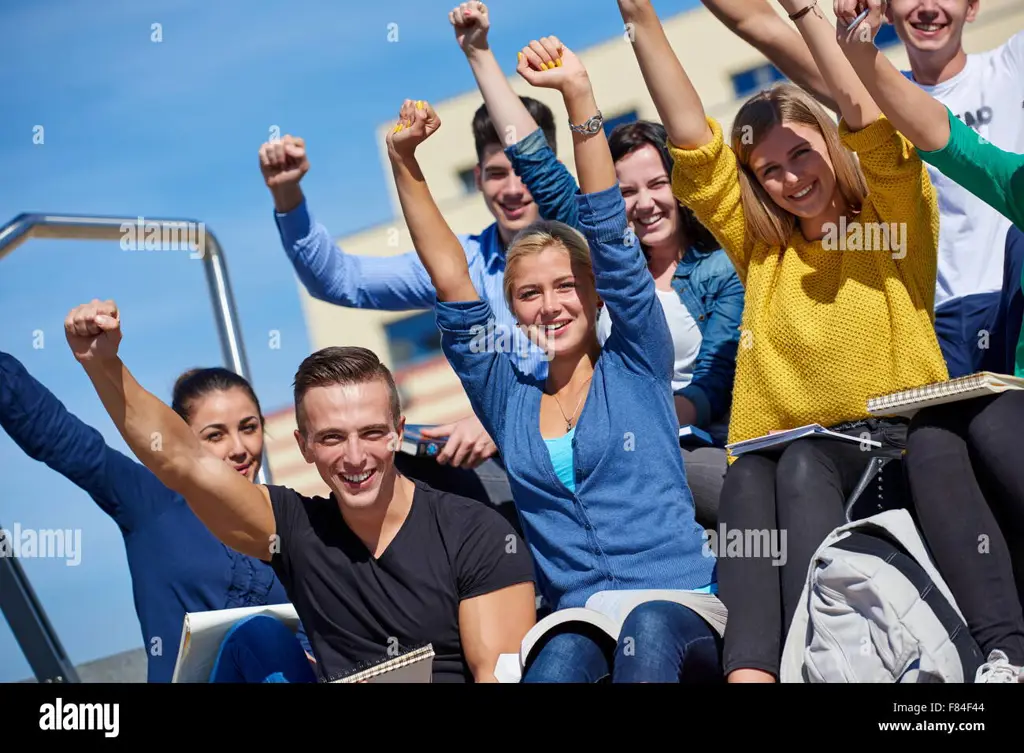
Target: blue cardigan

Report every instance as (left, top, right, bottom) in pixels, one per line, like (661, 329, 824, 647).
(0, 352, 307, 682)
(435, 185, 716, 611)
(505, 127, 744, 438)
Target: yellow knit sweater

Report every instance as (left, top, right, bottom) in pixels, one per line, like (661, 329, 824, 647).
(668, 115, 949, 452)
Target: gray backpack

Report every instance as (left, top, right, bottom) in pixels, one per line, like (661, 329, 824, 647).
(780, 509, 985, 682)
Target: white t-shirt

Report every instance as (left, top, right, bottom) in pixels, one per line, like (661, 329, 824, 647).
(598, 288, 702, 391)
(903, 31, 1024, 310)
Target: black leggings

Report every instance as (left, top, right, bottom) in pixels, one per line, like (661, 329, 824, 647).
(905, 391, 1024, 665)
(716, 419, 907, 677)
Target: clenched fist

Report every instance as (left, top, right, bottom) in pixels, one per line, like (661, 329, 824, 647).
(834, 0, 887, 44)
(259, 135, 309, 190)
(516, 36, 590, 96)
(450, 2, 490, 55)
(386, 100, 442, 158)
(65, 299, 122, 365)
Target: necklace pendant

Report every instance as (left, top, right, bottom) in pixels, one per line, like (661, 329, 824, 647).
(566, 419, 573, 432)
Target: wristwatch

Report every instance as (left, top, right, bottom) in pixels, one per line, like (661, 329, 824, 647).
(569, 111, 604, 135)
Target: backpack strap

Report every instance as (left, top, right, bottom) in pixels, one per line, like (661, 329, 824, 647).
(829, 530, 985, 679)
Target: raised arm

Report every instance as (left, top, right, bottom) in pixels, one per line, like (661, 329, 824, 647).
(65, 300, 276, 561)
(617, 0, 712, 149)
(450, 2, 581, 226)
(260, 135, 439, 311)
(775, 0, 881, 129)
(514, 38, 673, 378)
(0, 350, 175, 534)
(386, 101, 478, 304)
(834, 0, 948, 150)
(701, 0, 838, 113)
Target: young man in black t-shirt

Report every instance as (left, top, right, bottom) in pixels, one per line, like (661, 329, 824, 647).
(268, 347, 537, 681)
(68, 304, 537, 682)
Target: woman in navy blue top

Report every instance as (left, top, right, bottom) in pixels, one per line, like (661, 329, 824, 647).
(0, 350, 311, 683)
(383, 36, 722, 683)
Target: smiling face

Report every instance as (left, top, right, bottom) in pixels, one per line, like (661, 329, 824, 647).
(477, 144, 539, 243)
(888, 0, 977, 55)
(507, 240, 601, 361)
(615, 144, 680, 250)
(294, 379, 401, 512)
(187, 387, 264, 482)
(747, 121, 840, 222)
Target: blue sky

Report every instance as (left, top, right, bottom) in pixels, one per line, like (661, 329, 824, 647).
(0, 0, 703, 681)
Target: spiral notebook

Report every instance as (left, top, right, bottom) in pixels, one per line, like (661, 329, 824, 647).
(867, 372, 1024, 418)
(327, 644, 434, 684)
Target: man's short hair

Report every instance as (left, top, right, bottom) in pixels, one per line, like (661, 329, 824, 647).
(293, 346, 401, 435)
(472, 96, 557, 164)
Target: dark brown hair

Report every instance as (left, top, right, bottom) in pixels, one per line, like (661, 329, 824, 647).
(472, 96, 557, 163)
(608, 119, 720, 254)
(293, 347, 401, 434)
(171, 368, 264, 426)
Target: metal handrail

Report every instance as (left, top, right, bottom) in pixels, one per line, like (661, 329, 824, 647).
(0, 212, 271, 485)
(1, 212, 271, 683)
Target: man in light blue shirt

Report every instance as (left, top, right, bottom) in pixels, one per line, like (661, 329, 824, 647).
(259, 98, 559, 470)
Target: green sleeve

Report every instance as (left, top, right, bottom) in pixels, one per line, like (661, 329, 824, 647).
(916, 107, 1024, 231)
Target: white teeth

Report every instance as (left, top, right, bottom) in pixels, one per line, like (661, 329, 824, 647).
(791, 184, 813, 199)
(342, 471, 372, 483)
(913, 23, 941, 31)
(545, 322, 569, 331)
(637, 214, 662, 226)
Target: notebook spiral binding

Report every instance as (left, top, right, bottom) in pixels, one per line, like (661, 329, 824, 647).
(868, 373, 987, 411)
(324, 643, 434, 684)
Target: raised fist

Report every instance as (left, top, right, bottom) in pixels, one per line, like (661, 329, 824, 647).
(516, 36, 589, 94)
(386, 100, 442, 157)
(834, 0, 887, 44)
(258, 134, 309, 189)
(450, 1, 490, 54)
(65, 299, 122, 365)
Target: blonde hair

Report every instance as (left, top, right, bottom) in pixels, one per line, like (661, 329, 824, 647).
(503, 220, 596, 311)
(731, 83, 868, 247)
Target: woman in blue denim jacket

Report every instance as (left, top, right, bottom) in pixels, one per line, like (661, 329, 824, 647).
(505, 118, 744, 528)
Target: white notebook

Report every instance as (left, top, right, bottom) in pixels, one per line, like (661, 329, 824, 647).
(328, 644, 434, 684)
(725, 423, 880, 458)
(867, 372, 1024, 418)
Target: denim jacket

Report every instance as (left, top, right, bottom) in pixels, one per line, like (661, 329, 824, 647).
(505, 128, 744, 436)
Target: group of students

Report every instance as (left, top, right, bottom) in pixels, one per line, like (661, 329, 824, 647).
(4, 0, 1024, 684)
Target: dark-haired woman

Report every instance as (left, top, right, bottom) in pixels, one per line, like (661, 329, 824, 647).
(505, 118, 744, 527)
(0, 348, 313, 683)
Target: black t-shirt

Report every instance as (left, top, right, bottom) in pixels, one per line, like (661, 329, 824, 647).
(266, 478, 535, 683)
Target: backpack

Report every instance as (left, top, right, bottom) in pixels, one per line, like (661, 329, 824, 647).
(780, 508, 985, 682)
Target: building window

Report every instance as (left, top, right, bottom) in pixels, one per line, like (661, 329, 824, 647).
(457, 166, 478, 194)
(385, 310, 443, 370)
(731, 63, 787, 99)
(602, 109, 639, 136)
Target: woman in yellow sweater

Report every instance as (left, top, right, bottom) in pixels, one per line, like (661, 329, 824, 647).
(617, 0, 957, 683)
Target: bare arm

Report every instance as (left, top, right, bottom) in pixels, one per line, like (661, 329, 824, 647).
(776, 0, 881, 129)
(835, 0, 949, 150)
(451, 2, 540, 147)
(386, 101, 478, 304)
(617, 0, 712, 149)
(458, 582, 537, 682)
(701, 0, 838, 112)
(65, 300, 276, 561)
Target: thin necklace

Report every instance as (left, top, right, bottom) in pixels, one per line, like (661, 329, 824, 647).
(551, 376, 592, 432)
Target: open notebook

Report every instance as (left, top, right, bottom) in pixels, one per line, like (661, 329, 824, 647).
(867, 372, 1024, 418)
(493, 589, 727, 683)
(171, 603, 300, 683)
(725, 423, 880, 458)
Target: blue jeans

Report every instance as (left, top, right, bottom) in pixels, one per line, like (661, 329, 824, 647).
(521, 601, 723, 683)
(209, 614, 317, 683)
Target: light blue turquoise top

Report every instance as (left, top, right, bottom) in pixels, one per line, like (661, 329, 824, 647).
(543, 427, 576, 493)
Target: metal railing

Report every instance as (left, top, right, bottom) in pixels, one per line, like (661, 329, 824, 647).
(0, 212, 268, 682)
